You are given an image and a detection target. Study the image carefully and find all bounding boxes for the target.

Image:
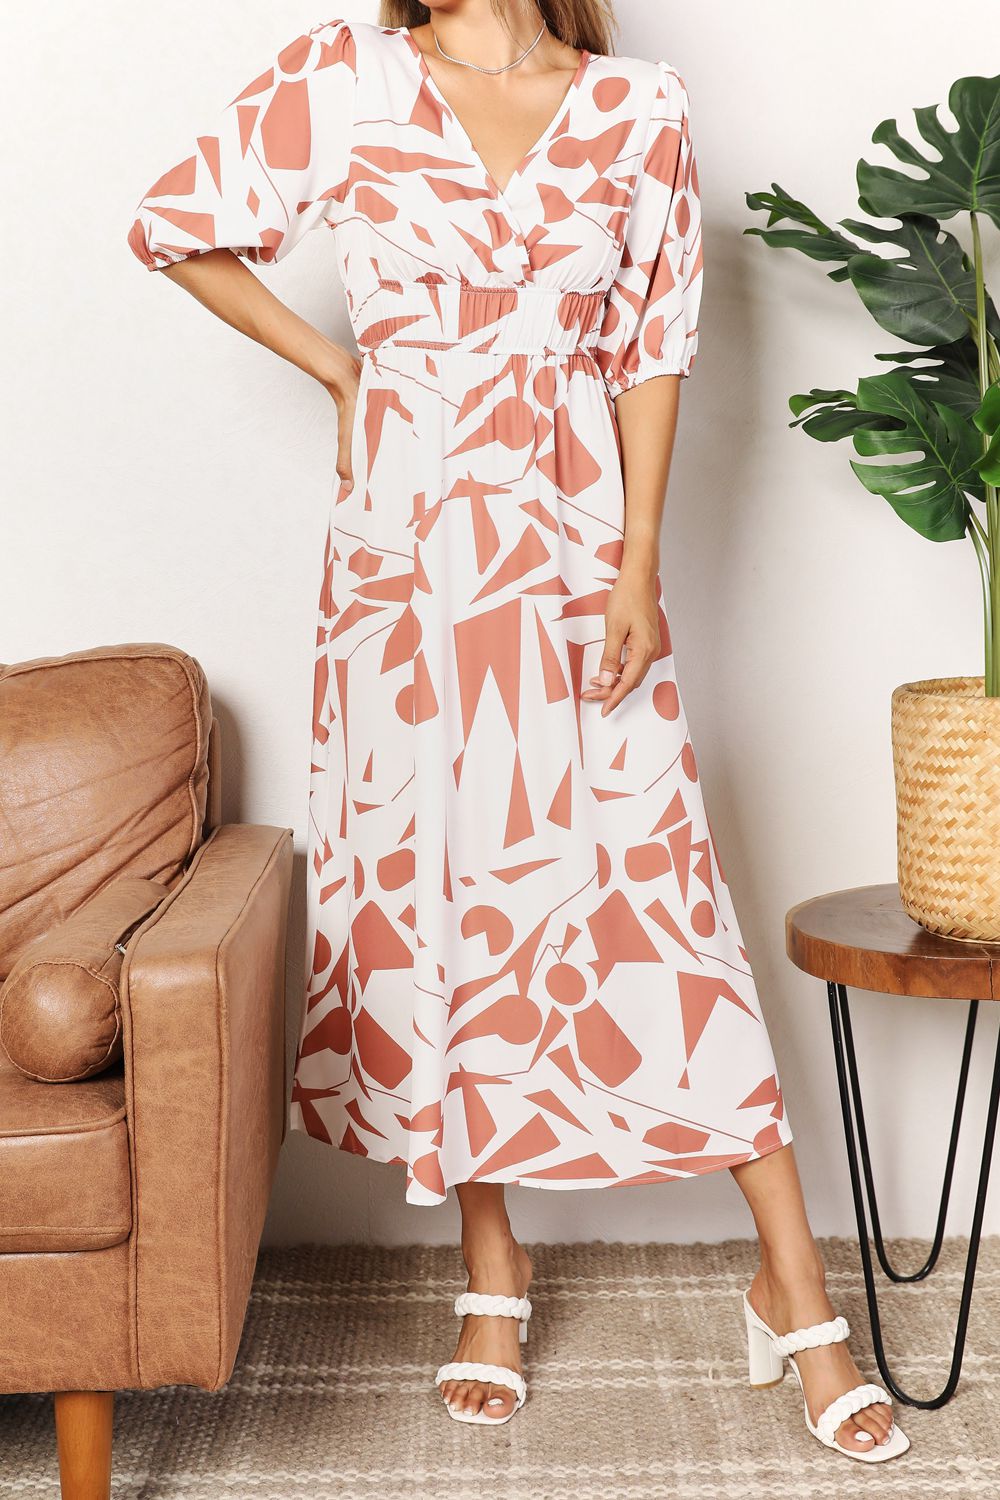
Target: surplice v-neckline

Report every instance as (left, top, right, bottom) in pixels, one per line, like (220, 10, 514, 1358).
(400, 27, 592, 203)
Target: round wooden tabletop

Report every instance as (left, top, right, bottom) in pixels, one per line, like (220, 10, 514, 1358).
(786, 884, 1000, 1001)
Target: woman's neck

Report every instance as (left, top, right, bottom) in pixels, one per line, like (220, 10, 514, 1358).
(414, 1, 546, 70)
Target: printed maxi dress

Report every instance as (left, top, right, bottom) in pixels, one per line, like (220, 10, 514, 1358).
(130, 17, 793, 1205)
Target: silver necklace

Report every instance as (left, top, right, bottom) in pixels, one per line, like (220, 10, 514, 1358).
(432, 21, 546, 74)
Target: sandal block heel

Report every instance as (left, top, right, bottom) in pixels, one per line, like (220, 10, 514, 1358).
(744, 1302, 784, 1388)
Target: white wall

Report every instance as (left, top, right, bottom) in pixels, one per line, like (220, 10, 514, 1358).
(5, 0, 999, 1246)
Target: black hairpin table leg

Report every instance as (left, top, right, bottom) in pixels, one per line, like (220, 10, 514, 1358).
(827, 980, 1000, 1408)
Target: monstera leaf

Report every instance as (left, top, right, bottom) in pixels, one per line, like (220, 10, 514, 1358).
(844, 215, 996, 346)
(858, 74, 1000, 225)
(746, 192, 1000, 346)
(744, 185, 859, 280)
(874, 341, 984, 418)
(791, 344, 984, 444)
(976, 381, 1000, 484)
(788, 389, 898, 444)
(849, 372, 982, 539)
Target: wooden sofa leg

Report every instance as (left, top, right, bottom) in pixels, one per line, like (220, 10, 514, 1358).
(54, 1392, 113, 1500)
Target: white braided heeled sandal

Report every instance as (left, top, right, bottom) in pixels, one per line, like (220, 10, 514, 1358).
(434, 1292, 531, 1426)
(742, 1290, 909, 1462)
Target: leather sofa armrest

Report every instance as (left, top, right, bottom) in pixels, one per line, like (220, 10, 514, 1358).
(122, 822, 293, 1390)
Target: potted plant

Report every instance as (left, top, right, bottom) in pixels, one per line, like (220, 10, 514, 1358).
(746, 73, 1000, 940)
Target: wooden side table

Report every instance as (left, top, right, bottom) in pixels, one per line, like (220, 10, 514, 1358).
(786, 883, 1000, 1409)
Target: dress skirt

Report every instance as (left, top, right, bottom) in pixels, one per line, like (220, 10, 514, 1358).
(289, 287, 793, 1206)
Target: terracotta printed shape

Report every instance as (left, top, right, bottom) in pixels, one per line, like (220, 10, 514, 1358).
(130, 19, 792, 1205)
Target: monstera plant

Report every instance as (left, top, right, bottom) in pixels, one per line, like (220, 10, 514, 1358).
(747, 74, 1000, 942)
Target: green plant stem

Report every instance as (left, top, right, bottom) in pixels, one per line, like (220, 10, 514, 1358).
(969, 513, 993, 679)
(972, 211, 1000, 695)
(965, 319, 1000, 385)
(969, 505, 990, 549)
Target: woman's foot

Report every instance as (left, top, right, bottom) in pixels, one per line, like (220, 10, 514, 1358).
(438, 1232, 533, 1422)
(746, 1256, 895, 1454)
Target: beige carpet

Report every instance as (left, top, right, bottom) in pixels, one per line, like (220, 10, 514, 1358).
(2, 1237, 998, 1499)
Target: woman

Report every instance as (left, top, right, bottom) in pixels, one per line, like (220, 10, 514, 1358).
(128, 0, 907, 1461)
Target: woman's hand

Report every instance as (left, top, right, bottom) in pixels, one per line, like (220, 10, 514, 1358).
(317, 347, 363, 489)
(582, 560, 661, 717)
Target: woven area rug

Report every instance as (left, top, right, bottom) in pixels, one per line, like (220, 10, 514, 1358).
(2, 1237, 998, 1499)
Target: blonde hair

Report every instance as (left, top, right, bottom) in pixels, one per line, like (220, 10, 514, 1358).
(379, 0, 618, 56)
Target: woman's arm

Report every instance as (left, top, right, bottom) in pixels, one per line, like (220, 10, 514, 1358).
(581, 374, 681, 716)
(159, 250, 362, 487)
(128, 21, 360, 478)
(586, 63, 702, 718)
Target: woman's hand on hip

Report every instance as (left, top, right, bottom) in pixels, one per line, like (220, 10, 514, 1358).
(316, 346, 363, 489)
(330, 371, 361, 489)
(582, 563, 661, 717)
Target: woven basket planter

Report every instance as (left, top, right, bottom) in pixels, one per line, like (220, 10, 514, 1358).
(892, 676, 1000, 941)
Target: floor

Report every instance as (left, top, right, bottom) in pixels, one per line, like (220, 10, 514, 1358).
(1, 1236, 997, 1499)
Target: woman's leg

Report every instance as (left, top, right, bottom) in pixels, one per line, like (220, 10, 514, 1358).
(437, 1183, 533, 1420)
(730, 1143, 895, 1452)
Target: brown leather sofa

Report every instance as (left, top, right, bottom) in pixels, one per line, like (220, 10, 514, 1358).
(0, 644, 294, 1498)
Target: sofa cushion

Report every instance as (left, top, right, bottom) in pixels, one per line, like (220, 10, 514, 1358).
(1, 876, 168, 1082)
(0, 1051, 131, 1253)
(0, 644, 211, 980)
